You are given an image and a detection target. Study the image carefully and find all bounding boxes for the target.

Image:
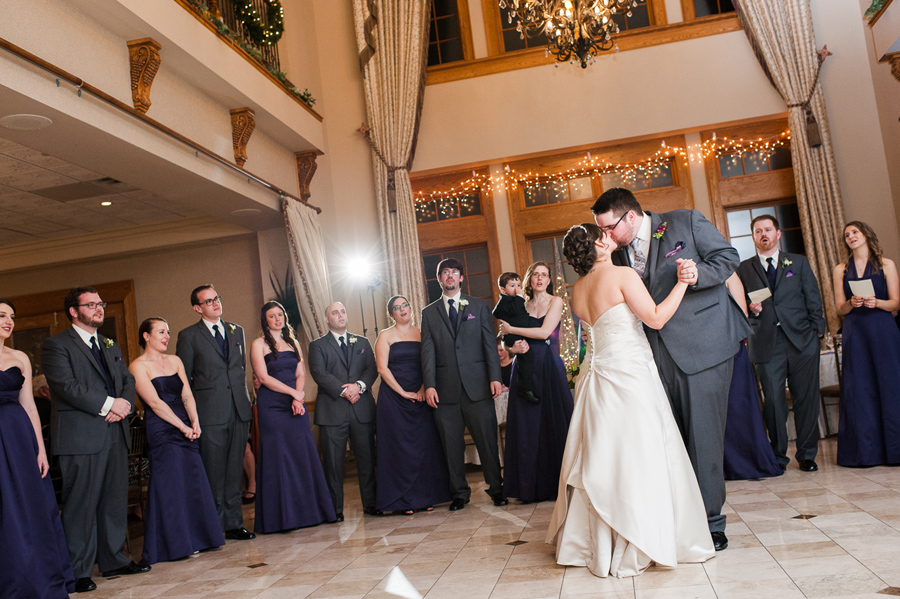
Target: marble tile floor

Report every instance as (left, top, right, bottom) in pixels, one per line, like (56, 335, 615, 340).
(85, 438, 900, 599)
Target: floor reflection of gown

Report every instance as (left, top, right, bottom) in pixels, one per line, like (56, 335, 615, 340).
(723, 343, 783, 480)
(376, 341, 450, 512)
(838, 262, 900, 466)
(0, 366, 74, 597)
(504, 316, 574, 503)
(142, 374, 223, 563)
(256, 352, 335, 532)
(547, 303, 714, 578)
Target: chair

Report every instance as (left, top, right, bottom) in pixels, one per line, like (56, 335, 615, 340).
(818, 340, 842, 437)
(125, 414, 148, 554)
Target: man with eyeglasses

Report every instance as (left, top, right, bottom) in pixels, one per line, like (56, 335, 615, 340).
(176, 285, 254, 541)
(43, 286, 149, 592)
(592, 188, 750, 552)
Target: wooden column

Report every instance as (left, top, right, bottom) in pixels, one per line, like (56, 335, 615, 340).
(230, 108, 256, 167)
(295, 151, 318, 201)
(127, 38, 162, 114)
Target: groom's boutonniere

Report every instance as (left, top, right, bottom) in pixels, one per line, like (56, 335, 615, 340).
(459, 299, 469, 308)
(653, 222, 668, 240)
(102, 338, 115, 349)
(349, 336, 358, 345)
(228, 323, 236, 334)
(782, 258, 793, 268)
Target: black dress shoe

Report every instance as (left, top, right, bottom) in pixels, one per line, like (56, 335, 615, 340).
(711, 531, 728, 551)
(488, 491, 508, 507)
(101, 561, 151, 577)
(799, 459, 818, 472)
(363, 506, 384, 516)
(520, 390, 540, 403)
(74, 578, 96, 593)
(333, 512, 344, 522)
(241, 492, 255, 505)
(224, 527, 256, 540)
(449, 497, 467, 511)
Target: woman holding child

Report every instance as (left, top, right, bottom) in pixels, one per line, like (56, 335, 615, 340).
(497, 264, 574, 503)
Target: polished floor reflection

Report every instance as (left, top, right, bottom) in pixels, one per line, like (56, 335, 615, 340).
(85, 438, 900, 598)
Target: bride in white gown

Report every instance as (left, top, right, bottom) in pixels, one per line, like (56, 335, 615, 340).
(547, 223, 715, 578)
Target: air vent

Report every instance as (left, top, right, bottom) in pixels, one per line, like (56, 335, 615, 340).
(31, 178, 140, 202)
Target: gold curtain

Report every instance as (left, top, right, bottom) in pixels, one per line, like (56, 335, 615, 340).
(733, 0, 846, 332)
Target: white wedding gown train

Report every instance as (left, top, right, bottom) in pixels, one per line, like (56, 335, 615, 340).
(546, 303, 715, 578)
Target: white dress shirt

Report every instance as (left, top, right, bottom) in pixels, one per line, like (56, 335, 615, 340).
(758, 249, 780, 271)
(71, 324, 118, 416)
(330, 330, 366, 394)
(442, 291, 462, 317)
(202, 317, 224, 338)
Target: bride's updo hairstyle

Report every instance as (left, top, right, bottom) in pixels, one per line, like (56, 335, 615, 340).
(564, 223, 602, 276)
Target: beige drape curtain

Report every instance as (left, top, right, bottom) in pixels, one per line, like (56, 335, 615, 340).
(351, 0, 430, 314)
(282, 198, 332, 342)
(733, 0, 846, 332)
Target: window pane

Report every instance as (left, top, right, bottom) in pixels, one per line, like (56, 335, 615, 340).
(465, 247, 488, 274)
(568, 176, 593, 201)
(629, 170, 650, 191)
(416, 200, 437, 223)
(436, 16, 460, 40)
(433, 0, 457, 18)
(524, 185, 547, 207)
(719, 154, 744, 178)
(459, 194, 481, 217)
(781, 229, 806, 255)
(467, 273, 491, 299)
(768, 145, 793, 171)
(751, 206, 777, 220)
(775, 203, 800, 230)
(423, 254, 441, 279)
(445, 250, 465, 264)
(502, 28, 528, 52)
(621, 3, 650, 29)
(649, 164, 674, 188)
(439, 40, 464, 63)
(726, 210, 751, 237)
(562, 262, 578, 286)
(427, 43, 440, 67)
(427, 279, 442, 303)
(547, 180, 569, 203)
(530, 238, 554, 264)
(730, 235, 757, 262)
(742, 150, 770, 174)
(718, 0, 735, 13)
(693, 0, 719, 17)
(436, 198, 459, 220)
(601, 172, 626, 190)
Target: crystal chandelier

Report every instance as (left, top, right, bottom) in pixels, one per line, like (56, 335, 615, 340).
(499, 0, 642, 69)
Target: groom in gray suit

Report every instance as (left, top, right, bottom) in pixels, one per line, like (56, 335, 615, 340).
(421, 258, 507, 511)
(737, 215, 825, 472)
(176, 285, 254, 540)
(42, 287, 149, 593)
(593, 188, 750, 551)
(308, 301, 378, 521)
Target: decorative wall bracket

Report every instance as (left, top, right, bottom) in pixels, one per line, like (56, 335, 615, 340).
(230, 108, 256, 167)
(890, 54, 900, 85)
(127, 38, 162, 114)
(294, 151, 318, 201)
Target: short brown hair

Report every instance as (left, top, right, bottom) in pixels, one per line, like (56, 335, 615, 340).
(64, 287, 99, 322)
(436, 258, 464, 278)
(750, 214, 780, 232)
(190, 284, 215, 306)
(498, 272, 520, 289)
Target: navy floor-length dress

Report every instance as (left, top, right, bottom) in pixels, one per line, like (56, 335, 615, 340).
(376, 341, 450, 512)
(504, 317, 574, 503)
(838, 262, 900, 467)
(723, 343, 783, 480)
(142, 374, 223, 563)
(0, 366, 74, 598)
(255, 352, 335, 532)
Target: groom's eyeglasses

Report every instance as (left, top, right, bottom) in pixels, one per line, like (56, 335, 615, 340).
(199, 296, 222, 306)
(78, 302, 107, 310)
(601, 211, 629, 233)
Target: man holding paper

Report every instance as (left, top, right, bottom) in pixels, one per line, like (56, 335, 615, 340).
(737, 215, 826, 472)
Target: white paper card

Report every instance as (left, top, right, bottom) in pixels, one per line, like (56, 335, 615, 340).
(748, 287, 772, 304)
(849, 279, 876, 298)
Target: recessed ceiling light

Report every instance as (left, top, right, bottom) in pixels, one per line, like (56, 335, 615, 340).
(100, 201, 112, 206)
(0, 114, 53, 131)
(231, 208, 261, 217)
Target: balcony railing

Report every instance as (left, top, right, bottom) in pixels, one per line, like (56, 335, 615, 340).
(206, 0, 281, 72)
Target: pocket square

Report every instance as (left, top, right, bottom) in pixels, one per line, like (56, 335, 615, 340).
(357, 348, 365, 354)
(114, 356, 123, 362)
(665, 242, 685, 259)
(466, 314, 476, 320)
(785, 271, 795, 278)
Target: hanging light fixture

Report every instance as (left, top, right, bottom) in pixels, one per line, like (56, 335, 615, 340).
(498, 0, 642, 68)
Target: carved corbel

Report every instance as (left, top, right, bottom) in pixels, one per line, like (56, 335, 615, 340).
(891, 54, 900, 85)
(230, 108, 256, 168)
(295, 151, 318, 201)
(127, 38, 162, 114)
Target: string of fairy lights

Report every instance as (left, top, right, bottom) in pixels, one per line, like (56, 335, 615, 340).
(415, 130, 792, 221)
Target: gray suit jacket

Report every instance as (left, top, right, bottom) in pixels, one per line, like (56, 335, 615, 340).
(42, 327, 135, 455)
(175, 320, 252, 426)
(421, 294, 501, 403)
(614, 209, 751, 374)
(737, 252, 826, 363)
(308, 332, 377, 426)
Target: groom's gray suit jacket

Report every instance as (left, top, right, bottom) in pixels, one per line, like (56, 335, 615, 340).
(613, 209, 751, 373)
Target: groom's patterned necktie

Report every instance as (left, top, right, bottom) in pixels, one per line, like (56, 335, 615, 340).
(630, 237, 646, 278)
(766, 257, 777, 291)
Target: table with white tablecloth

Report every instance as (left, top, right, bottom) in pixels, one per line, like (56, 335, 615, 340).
(464, 391, 508, 466)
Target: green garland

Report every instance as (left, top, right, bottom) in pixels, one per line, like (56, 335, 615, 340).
(235, 0, 284, 46)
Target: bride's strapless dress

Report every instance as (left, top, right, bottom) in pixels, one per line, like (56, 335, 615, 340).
(546, 303, 715, 578)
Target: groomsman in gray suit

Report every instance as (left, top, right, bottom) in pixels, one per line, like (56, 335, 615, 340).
(737, 215, 825, 472)
(421, 258, 507, 511)
(176, 285, 254, 540)
(593, 188, 750, 551)
(308, 301, 379, 521)
(42, 287, 149, 593)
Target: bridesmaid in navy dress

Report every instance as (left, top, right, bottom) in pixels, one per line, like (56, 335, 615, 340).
(832, 222, 900, 467)
(129, 318, 223, 563)
(722, 275, 783, 479)
(375, 295, 450, 513)
(0, 299, 74, 597)
(250, 301, 335, 532)
(498, 262, 574, 503)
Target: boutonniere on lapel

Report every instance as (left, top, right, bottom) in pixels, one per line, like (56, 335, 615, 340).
(103, 338, 115, 349)
(783, 257, 795, 277)
(228, 323, 237, 334)
(665, 241, 685, 259)
(349, 336, 358, 345)
(459, 299, 469, 308)
(652, 222, 668, 240)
